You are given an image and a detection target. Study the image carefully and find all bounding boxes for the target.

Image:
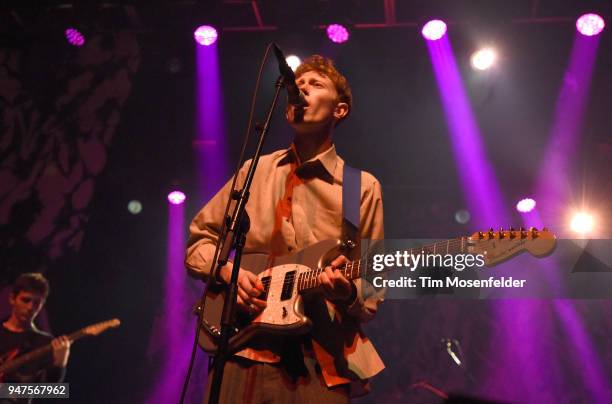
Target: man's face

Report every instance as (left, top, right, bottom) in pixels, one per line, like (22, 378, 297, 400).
(286, 70, 347, 132)
(9, 291, 45, 326)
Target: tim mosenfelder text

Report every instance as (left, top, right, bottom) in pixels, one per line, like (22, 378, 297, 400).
(369, 251, 527, 289)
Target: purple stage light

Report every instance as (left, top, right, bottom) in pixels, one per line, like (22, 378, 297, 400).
(326, 24, 349, 43)
(167, 191, 186, 205)
(425, 36, 507, 227)
(576, 13, 605, 36)
(65, 28, 85, 47)
(516, 198, 536, 213)
(422, 19, 447, 41)
(194, 25, 218, 46)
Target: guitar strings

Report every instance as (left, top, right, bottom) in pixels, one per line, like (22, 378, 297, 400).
(254, 239, 469, 290)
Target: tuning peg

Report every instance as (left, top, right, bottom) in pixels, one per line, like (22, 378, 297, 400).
(478, 231, 484, 239)
(509, 226, 514, 231)
(519, 226, 525, 231)
(542, 227, 548, 231)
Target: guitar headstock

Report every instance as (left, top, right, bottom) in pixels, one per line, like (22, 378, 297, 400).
(468, 227, 556, 267)
(83, 318, 121, 336)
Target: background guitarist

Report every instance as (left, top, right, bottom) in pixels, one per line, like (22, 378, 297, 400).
(0, 273, 71, 387)
(187, 55, 385, 403)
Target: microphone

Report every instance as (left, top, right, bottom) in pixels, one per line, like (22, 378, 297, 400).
(272, 44, 307, 108)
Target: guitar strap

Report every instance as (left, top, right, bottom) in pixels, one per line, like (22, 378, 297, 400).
(342, 163, 361, 248)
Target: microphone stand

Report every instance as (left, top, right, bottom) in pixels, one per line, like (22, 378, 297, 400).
(207, 75, 286, 404)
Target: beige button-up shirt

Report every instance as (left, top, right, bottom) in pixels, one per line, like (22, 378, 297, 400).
(186, 144, 385, 387)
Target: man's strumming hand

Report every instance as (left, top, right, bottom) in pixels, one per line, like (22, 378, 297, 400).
(219, 264, 267, 315)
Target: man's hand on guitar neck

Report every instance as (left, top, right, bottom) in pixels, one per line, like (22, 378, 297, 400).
(51, 335, 71, 368)
(319, 255, 358, 305)
(219, 264, 267, 315)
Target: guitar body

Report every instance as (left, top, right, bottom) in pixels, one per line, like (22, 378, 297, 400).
(0, 349, 19, 382)
(199, 239, 343, 354)
(198, 228, 557, 354)
(0, 318, 120, 380)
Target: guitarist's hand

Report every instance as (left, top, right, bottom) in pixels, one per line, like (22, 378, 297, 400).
(319, 255, 356, 303)
(51, 335, 71, 368)
(220, 265, 267, 314)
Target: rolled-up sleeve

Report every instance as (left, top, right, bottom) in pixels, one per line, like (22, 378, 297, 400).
(185, 164, 247, 279)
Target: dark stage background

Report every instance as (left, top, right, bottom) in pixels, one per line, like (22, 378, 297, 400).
(2, 1, 612, 403)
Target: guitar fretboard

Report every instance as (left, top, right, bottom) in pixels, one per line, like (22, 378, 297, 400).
(0, 328, 89, 375)
(296, 237, 469, 292)
(0, 319, 119, 376)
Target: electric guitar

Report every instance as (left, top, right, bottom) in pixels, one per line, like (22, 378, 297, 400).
(0, 318, 120, 381)
(199, 228, 556, 354)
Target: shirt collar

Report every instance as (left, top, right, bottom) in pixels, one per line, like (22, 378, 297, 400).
(278, 143, 339, 182)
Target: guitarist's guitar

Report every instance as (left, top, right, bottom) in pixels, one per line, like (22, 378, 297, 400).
(199, 228, 556, 354)
(0, 318, 120, 381)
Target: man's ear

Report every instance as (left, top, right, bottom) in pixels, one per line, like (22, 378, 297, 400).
(333, 102, 349, 121)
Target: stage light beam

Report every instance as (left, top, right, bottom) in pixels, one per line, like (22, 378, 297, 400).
(167, 191, 186, 205)
(576, 13, 605, 36)
(194, 25, 218, 46)
(65, 28, 85, 46)
(326, 24, 349, 43)
(516, 198, 536, 213)
(422, 20, 447, 41)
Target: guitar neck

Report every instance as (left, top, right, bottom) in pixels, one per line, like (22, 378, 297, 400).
(0, 328, 87, 374)
(297, 237, 468, 292)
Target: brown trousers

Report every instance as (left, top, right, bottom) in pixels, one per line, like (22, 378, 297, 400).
(204, 354, 349, 404)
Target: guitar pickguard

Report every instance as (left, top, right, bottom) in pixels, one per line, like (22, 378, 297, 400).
(251, 263, 310, 327)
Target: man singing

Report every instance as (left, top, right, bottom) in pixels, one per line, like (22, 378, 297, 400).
(186, 55, 384, 403)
